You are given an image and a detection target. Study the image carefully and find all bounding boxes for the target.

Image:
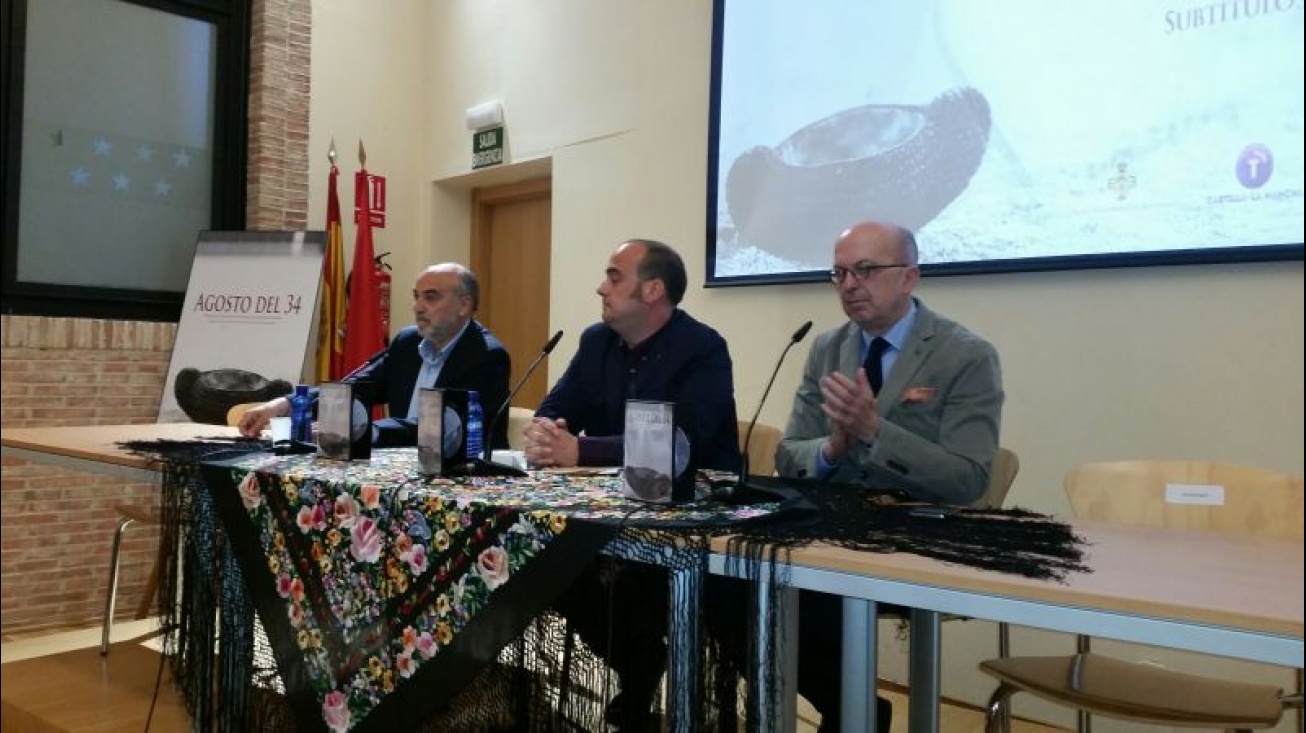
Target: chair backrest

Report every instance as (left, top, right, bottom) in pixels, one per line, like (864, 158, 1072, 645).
(737, 420, 783, 477)
(1064, 460, 1304, 540)
(225, 401, 263, 427)
(507, 407, 535, 451)
(975, 446, 1020, 509)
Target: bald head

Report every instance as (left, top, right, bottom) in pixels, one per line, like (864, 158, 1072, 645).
(412, 263, 479, 346)
(831, 221, 920, 334)
(421, 263, 479, 311)
(837, 222, 919, 267)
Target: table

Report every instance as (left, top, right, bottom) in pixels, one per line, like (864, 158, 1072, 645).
(10, 425, 1298, 733)
(710, 521, 1305, 733)
(2, 424, 771, 733)
(1, 422, 235, 481)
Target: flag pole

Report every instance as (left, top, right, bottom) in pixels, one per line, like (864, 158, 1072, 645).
(316, 139, 347, 381)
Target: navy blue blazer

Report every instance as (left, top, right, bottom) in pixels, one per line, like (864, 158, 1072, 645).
(350, 321, 512, 448)
(536, 310, 740, 471)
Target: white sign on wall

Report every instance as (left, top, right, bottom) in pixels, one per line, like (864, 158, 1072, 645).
(157, 231, 326, 425)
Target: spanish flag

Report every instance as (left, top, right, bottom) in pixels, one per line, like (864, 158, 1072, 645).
(315, 161, 346, 381)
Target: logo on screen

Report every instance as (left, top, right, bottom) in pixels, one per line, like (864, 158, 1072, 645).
(1235, 144, 1273, 189)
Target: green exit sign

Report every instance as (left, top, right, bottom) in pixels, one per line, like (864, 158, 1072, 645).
(472, 127, 504, 169)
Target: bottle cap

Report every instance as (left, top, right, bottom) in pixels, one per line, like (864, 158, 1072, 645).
(294, 384, 309, 397)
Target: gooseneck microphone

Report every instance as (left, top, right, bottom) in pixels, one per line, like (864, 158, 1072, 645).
(737, 320, 812, 489)
(454, 330, 563, 477)
(340, 347, 389, 382)
(480, 330, 563, 463)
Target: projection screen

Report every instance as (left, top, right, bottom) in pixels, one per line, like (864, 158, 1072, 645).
(706, 0, 1305, 284)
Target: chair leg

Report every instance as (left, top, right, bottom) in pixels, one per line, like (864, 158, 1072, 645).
(100, 515, 135, 655)
(984, 683, 1015, 733)
(997, 622, 1011, 732)
(1075, 635, 1092, 733)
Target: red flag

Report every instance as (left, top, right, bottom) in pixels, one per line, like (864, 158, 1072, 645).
(315, 163, 346, 381)
(341, 168, 386, 375)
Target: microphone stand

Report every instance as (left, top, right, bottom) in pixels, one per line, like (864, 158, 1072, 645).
(340, 347, 388, 382)
(726, 321, 812, 502)
(454, 330, 564, 477)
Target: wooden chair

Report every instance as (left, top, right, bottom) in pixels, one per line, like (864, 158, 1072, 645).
(977, 446, 1020, 510)
(737, 419, 783, 477)
(225, 400, 263, 428)
(979, 459, 1305, 733)
(507, 406, 534, 451)
(101, 402, 264, 654)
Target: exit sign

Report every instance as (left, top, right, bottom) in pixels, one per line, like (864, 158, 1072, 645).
(472, 126, 504, 169)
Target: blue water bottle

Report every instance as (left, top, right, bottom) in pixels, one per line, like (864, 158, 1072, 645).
(465, 390, 484, 460)
(290, 385, 312, 443)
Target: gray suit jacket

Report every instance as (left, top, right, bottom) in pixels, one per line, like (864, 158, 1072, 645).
(775, 300, 1003, 504)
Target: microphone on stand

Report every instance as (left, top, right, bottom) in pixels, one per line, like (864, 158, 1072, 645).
(456, 330, 564, 477)
(482, 330, 563, 463)
(341, 347, 389, 382)
(335, 347, 390, 418)
(725, 320, 811, 501)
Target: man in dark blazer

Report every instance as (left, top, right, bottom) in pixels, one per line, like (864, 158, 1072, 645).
(238, 263, 511, 449)
(777, 220, 1004, 732)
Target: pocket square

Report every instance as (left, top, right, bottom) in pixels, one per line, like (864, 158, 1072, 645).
(902, 387, 938, 403)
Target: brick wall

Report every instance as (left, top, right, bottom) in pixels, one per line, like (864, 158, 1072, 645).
(0, 0, 312, 635)
(0, 318, 176, 631)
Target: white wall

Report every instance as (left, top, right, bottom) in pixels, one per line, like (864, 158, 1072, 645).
(308, 2, 1305, 729)
(307, 0, 430, 309)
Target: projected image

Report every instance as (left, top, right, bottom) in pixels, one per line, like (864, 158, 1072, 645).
(708, 0, 1305, 282)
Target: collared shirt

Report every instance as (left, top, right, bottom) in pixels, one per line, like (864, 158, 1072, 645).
(859, 299, 918, 384)
(405, 320, 471, 419)
(817, 301, 919, 477)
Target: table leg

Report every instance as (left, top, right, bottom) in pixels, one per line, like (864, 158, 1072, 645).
(908, 608, 941, 733)
(842, 597, 879, 733)
(752, 578, 798, 733)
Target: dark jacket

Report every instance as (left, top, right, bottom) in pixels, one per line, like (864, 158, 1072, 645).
(536, 310, 740, 471)
(351, 321, 512, 448)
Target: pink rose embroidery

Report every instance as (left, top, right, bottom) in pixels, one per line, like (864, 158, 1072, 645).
(396, 649, 416, 679)
(349, 517, 382, 563)
(333, 493, 359, 529)
(404, 543, 428, 574)
(475, 546, 510, 590)
(322, 690, 350, 732)
(238, 472, 263, 510)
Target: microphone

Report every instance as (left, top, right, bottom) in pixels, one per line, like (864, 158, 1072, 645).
(481, 329, 563, 462)
(453, 330, 564, 477)
(341, 347, 388, 382)
(728, 320, 812, 499)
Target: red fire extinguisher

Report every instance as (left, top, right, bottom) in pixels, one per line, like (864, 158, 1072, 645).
(375, 252, 392, 343)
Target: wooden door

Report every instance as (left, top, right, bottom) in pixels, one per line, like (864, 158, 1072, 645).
(470, 177, 553, 411)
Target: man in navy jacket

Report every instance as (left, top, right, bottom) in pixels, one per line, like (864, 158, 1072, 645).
(238, 263, 511, 449)
(525, 240, 738, 471)
(525, 239, 740, 729)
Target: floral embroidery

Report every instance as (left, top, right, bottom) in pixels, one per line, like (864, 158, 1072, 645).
(226, 449, 777, 732)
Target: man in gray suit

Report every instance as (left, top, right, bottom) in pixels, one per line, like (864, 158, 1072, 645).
(776, 219, 1004, 731)
(777, 220, 1003, 502)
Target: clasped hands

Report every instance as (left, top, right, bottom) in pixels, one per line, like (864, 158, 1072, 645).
(820, 367, 881, 462)
(522, 416, 579, 468)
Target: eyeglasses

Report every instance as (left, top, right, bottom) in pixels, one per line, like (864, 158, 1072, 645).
(829, 262, 911, 284)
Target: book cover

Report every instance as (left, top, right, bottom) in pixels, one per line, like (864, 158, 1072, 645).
(622, 400, 693, 503)
(316, 382, 370, 461)
(416, 388, 443, 475)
